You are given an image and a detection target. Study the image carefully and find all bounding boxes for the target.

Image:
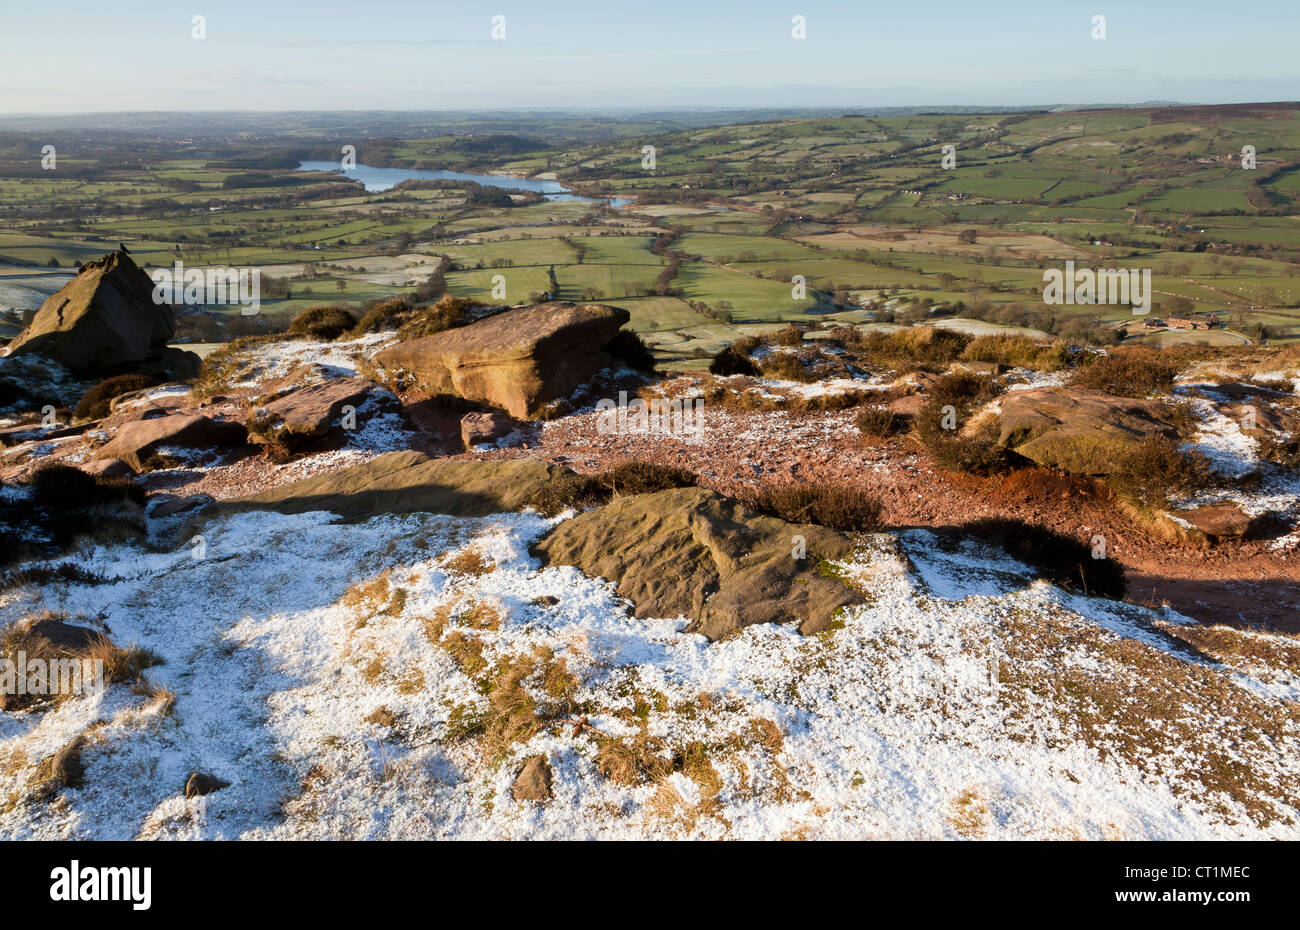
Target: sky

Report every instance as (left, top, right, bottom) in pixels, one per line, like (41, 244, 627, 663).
(0, 0, 1296, 113)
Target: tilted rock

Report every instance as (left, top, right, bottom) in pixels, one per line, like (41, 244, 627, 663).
(1214, 401, 1298, 435)
(533, 486, 863, 641)
(222, 450, 569, 520)
(4, 251, 177, 369)
(246, 377, 377, 454)
(373, 302, 629, 418)
(94, 412, 248, 471)
(995, 387, 1181, 475)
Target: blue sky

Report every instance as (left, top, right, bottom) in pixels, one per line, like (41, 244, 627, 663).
(1, 0, 1296, 113)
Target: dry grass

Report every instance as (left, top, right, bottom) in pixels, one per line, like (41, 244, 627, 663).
(595, 732, 674, 786)
(960, 334, 1070, 372)
(189, 335, 284, 398)
(442, 631, 487, 678)
(442, 548, 495, 576)
(364, 706, 399, 728)
(996, 606, 1300, 827)
(1155, 622, 1300, 676)
(749, 718, 785, 754)
(341, 570, 392, 621)
(948, 787, 990, 838)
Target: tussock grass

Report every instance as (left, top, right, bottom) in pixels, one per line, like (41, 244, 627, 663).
(845, 325, 971, 372)
(595, 732, 674, 786)
(441, 548, 495, 576)
(960, 334, 1070, 372)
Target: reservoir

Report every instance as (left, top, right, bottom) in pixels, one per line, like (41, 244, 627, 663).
(297, 161, 629, 207)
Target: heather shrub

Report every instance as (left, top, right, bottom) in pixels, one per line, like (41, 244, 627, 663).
(740, 480, 883, 532)
(395, 295, 484, 340)
(855, 405, 901, 437)
(1071, 349, 1181, 397)
(603, 330, 657, 373)
(74, 373, 160, 420)
(525, 461, 697, 516)
(351, 297, 414, 335)
(1105, 437, 1214, 507)
(709, 345, 759, 377)
(773, 324, 804, 347)
(288, 305, 356, 340)
(912, 373, 1014, 475)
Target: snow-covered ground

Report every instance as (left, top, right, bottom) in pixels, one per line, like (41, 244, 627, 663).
(2, 506, 1296, 840)
(228, 332, 397, 388)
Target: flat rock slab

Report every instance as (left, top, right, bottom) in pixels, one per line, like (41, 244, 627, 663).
(374, 302, 629, 418)
(534, 486, 863, 641)
(997, 386, 1181, 475)
(94, 412, 248, 472)
(247, 377, 377, 453)
(1174, 503, 1257, 538)
(222, 450, 570, 520)
(80, 457, 134, 478)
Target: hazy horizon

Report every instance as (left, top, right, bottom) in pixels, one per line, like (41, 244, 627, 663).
(2, 0, 1296, 114)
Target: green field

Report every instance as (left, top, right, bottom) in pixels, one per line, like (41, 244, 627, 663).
(3, 102, 1299, 347)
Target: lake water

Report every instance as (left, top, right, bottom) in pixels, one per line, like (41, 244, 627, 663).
(297, 161, 629, 208)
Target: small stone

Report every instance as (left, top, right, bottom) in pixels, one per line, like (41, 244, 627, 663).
(184, 772, 230, 798)
(510, 755, 553, 802)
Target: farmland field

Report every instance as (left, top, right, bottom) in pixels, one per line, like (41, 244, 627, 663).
(3, 102, 1300, 350)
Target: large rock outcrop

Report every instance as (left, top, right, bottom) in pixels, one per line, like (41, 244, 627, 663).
(3, 251, 179, 370)
(534, 487, 863, 640)
(995, 387, 1181, 475)
(373, 302, 629, 418)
